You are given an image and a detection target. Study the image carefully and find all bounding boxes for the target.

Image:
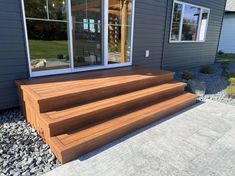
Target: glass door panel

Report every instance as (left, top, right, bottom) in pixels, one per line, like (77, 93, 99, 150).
(108, 0, 133, 64)
(71, 0, 102, 67)
(24, 0, 70, 72)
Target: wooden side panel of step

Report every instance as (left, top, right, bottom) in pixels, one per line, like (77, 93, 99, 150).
(48, 93, 197, 164)
(40, 82, 186, 137)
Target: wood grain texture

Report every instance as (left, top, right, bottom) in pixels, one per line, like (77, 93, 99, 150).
(16, 67, 197, 164)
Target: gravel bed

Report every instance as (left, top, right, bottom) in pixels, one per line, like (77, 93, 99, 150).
(175, 63, 235, 106)
(0, 109, 60, 176)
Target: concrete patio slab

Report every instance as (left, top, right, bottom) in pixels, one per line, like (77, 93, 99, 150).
(44, 100, 235, 176)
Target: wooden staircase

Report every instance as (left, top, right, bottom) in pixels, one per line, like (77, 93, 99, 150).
(16, 67, 197, 164)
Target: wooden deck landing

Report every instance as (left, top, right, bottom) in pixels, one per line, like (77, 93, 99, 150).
(16, 67, 197, 163)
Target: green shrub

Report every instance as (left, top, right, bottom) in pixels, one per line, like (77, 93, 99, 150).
(200, 66, 214, 74)
(229, 72, 235, 78)
(181, 70, 193, 80)
(65, 55, 69, 61)
(228, 77, 235, 85)
(218, 50, 224, 55)
(225, 85, 235, 98)
(57, 54, 64, 59)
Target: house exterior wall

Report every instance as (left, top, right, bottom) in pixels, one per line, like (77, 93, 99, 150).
(162, 0, 226, 70)
(219, 13, 235, 54)
(132, 0, 167, 68)
(0, 0, 226, 110)
(0, 0, 29, 110)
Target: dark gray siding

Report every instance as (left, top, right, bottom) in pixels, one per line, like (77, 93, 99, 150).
(162, 0, 226, 70)
(0, 0, 29, 110)
(132, 0, 167, 68)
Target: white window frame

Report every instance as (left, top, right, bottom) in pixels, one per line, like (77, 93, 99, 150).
(21, 0, 136, 77)
(169, 0, 210, 43)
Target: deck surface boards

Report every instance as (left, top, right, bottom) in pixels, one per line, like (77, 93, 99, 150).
(36, 75, 154, 95)
(46, 82, 185, 120)
(17, 67, 197, 163)
(57, 93, 196, 146)
(20, 67, 172, 99)
(21, 67, 158, 89)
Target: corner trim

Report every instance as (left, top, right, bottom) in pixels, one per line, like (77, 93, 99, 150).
(161, 0, 171, 69)
(215, 0, 228, 62)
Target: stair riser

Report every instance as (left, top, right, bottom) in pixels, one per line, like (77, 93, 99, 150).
(58, 97, 196, 164)
(38, 74, 174, 113)
(46, 85, 185, 137)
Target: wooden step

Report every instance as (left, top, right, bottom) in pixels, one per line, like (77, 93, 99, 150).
(17, 67, 174, 113)
(48, 93, 197, 163)
(40, 82, 186, 137)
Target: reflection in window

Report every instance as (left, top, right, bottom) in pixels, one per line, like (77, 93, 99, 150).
(72, 0, 102, 67)
(97, 20, 101, 33)
(24, 0, 70, 72)
(181, 5, 200, 41)
(71, 0, 101, 23)
(89, 19, 95, 33)
(24, 0, 47, 19)
(108, 0, 133, 64)
(198, 9, 209, 41)
(170, 2, 210, 42)
(48, 0, 67, 20)
(171, 3, 183, 41)
(83, 19, 88, 30)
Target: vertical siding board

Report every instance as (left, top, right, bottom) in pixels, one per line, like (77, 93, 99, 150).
(0, 0, 29, 110)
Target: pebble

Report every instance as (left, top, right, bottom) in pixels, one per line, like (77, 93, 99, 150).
(175, 63, 235, 106)
(0, 109, 61, 176)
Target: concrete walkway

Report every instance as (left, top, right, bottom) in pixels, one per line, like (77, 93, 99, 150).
(44, 100, 235, 176)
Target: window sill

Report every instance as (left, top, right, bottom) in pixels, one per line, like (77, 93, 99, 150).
(169, 40, 206, 43)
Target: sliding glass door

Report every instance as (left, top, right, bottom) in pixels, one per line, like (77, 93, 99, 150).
(71, 0, 102, 67)
(23, 0, 135, 77)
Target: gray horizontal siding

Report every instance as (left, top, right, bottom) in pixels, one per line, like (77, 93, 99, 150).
(162, 0, 226, 70)
(132, 0, 167, 68)
(0, 0, 29, 110)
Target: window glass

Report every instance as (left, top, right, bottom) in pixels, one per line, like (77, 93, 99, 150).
(71, 0, 101, 23)
(108, 0, 133, 64)
(83, 19, 89, 30)
(108, 0, 133, 26)
(171, 3, 183, 41)
(170, 2, 210, 42)
(24, 0, 47, 19)
(48, 0, 67, 20)
(26, 20, 69, 72)
(89, 19, 95, 33)
(198, 9, 209, 41)
(24, 0, 70, 72)
(71, 0, 102, 67)
(181, 5, 200, 41)
(73, 23, 102, 67)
